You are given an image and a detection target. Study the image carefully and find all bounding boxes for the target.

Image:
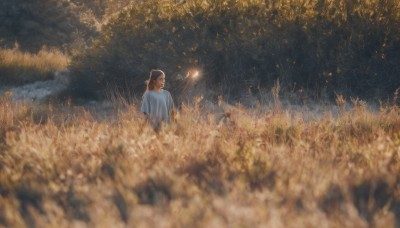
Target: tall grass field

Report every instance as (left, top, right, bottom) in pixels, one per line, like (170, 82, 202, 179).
(1, 94, 400, 227)
(0, 47, 69, 86)
(1, 0, 400, 227)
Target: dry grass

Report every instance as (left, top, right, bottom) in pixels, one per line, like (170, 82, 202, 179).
(0, 46, 69, 85)
(0, 95, 400, 227)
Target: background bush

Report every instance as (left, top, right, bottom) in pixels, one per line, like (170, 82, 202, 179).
(0, 0, 131, 86)
(68, 0, 400, 102)
(0, 0, 103, 53)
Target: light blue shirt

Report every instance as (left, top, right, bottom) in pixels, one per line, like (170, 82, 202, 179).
(141, 90, 174, 126)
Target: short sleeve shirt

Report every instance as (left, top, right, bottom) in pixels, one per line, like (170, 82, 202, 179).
(140, 90, 174, 124)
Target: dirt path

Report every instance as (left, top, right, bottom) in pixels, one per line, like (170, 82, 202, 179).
(0, 70, 70, 102)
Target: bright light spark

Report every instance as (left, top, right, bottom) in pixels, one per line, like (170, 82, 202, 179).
(185, 70, 201, 80)
(192, 71, 199, 78)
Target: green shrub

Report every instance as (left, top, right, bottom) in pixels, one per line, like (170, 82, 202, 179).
(0, 0, 98, 53)
(69, 0, 400, 101)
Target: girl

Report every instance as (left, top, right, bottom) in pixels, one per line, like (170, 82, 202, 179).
(141, 69, 175, 131)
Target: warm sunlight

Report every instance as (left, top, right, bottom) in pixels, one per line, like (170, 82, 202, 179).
(1, 0, 400, 227)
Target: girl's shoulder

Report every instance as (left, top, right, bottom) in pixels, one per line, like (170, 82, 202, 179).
(161, 89, 171, 95)
(142, 91, 154, 100)
(143, 90, 170, 97)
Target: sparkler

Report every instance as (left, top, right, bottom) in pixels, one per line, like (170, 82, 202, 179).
(185, 70, 200, 80)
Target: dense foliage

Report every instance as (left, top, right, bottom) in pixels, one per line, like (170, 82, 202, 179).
(69, 0, 400, 102)
(0, 0, 101, 52)
(69, 0, 131, 20)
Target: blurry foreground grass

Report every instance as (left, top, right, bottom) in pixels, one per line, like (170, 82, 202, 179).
(0, 46, 69, 86)
(1, 94, 400, 227)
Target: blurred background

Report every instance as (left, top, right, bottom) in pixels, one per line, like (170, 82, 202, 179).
(1, 0, 400, 105)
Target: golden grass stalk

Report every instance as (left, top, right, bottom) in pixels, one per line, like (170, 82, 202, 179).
(0, 45, 69, 84)
(1, 97, 400, 227)
(1, 46, 69, 71)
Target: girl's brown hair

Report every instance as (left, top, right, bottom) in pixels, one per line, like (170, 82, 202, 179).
(146, 69, 165, 91)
